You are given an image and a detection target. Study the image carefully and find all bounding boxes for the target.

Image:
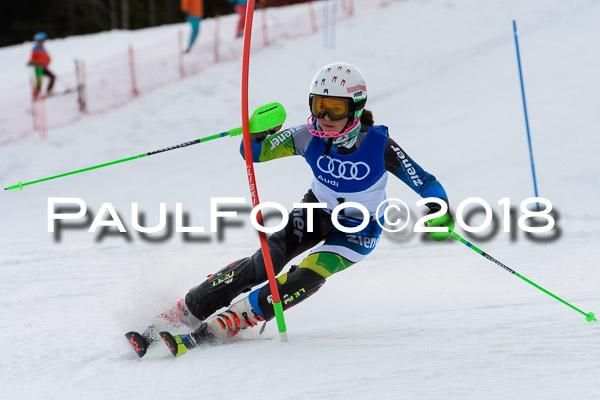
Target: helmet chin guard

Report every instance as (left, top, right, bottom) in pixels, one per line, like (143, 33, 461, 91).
(306, 116, 360, 139)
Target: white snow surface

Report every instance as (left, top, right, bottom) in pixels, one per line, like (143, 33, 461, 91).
(1, 0, 599, 399)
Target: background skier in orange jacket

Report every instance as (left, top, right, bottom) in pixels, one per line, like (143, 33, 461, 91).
(181, 0, 204, 53)
(28, 32, 55, 98)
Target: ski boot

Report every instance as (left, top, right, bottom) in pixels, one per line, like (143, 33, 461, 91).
(158, 296, 264, 357)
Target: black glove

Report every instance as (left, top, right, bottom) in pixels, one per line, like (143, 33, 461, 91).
(424, 199, 454, 242)
(251, 125, 282, 143)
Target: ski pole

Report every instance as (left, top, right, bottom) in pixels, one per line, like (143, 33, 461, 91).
(449, 230, 596, 322)
(4, 102, 286, 191)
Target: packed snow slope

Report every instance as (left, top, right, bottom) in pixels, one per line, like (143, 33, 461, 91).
(1, 0, 599, 399)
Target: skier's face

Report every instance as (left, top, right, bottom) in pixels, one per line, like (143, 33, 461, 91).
(316, 114, 349, 133)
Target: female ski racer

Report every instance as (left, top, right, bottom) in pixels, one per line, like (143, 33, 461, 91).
(127, 62, 454, 355)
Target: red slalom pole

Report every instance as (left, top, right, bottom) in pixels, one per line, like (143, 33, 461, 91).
(240, 0, 288, 342)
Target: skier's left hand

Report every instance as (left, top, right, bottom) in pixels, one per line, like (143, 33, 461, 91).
(424, 201, 454, 241)
(251, 125, 282, 143)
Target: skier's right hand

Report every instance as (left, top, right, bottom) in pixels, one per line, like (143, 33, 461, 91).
(251, 125, 282, 143)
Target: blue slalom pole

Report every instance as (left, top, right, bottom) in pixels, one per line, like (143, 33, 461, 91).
(513, 20, 540, 210)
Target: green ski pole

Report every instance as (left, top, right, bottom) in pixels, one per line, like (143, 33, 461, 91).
(449, 230, 596, 322)
(4, 102, 286, 191)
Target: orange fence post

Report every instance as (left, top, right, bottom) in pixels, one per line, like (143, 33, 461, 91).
(214, 15, 221, 63)
(28, 75, 38, 131)
(178, 31, 186, 78)
(308, 0, 318, 32)
(128, 45, 139, 96)
(260, 1, 269, 47)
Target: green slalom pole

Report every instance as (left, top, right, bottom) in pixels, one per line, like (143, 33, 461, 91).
(4, 102, 286, 191)
(449, 230, 596, 322)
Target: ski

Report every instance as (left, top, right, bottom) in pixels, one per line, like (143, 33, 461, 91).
(35, 85, 84, 101)
(159, 331, 197, 357)
(125, 329, 199, 358)
(124, 299, 202, 358)
(158, 322, 218, 357)
(124, 324, 161, 358)
(41, 87, 77, 99)
(130, 320, 267, 358)
(125, 331, 151, 358)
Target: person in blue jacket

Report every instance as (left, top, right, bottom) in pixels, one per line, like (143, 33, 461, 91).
(127, 62, 455, 356)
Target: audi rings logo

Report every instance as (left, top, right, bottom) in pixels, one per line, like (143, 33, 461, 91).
(316, 156, 370, 180)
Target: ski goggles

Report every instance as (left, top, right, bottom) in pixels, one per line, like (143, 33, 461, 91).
(309, 95, 352, 121)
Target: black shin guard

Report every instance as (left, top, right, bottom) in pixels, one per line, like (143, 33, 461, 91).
(185, 258, 255, 321)
(257, 266, 326, 321)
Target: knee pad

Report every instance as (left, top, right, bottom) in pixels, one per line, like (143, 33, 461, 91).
(185, 258, 255, 321)
(256, 266, 326, 321)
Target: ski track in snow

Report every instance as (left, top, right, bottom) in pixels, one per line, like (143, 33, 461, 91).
(1, 0, 600, 399)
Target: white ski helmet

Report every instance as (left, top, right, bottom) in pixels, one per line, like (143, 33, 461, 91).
(309, 62, 367, 120)
(308, 62, 367, 146)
